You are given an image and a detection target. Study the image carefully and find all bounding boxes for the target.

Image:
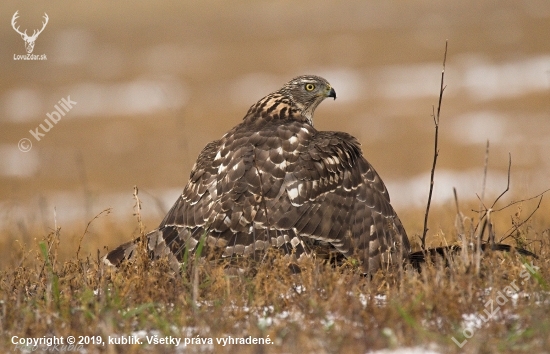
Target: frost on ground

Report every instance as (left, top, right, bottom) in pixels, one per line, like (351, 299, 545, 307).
(368, 346, 441, 354)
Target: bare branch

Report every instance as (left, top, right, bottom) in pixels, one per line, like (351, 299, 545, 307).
(454, 188, 472, 265)
(480, 140, 489, 224)
(468, 151, 549, 246)
(472, 153, 511, 237)
(77, 208, 112, 260)
(481, 140, 490, 202)
(490, 153, 511, 209)
(421, 40, 448, 250)
(493, 187, 550, 212)
(500, 195, 544, 243)
(133, 185, 145, 235)
(139, 188, 170, 218)
(473, 193, 489, 215)
(453, 187, 460, 215)
(471, 193, 491, 237)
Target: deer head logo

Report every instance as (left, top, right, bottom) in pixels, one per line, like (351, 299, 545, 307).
(11, 11, 49, 54)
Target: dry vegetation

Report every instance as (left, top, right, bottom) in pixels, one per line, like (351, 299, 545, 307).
(2, 27, 549, 351)
(0, 188, 549, 353)
(1, 59, 549, 354)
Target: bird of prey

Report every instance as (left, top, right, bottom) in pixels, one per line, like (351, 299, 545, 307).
(104, 75, 411, 274)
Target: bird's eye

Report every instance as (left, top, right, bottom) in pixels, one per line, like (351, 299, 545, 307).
(305, 83, 315, 91)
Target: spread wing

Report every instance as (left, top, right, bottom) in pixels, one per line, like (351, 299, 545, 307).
(104, 76, 410, 273)
(105, 125, 409, 273)
(160, 123, 299, 258)
(104, 140, 223, 268)
(273, 131, 410, 272)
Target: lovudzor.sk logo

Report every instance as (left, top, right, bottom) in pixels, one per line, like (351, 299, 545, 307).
(12, 10, 48, 60)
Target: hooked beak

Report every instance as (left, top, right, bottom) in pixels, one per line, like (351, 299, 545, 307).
(326, 87, 336, 100)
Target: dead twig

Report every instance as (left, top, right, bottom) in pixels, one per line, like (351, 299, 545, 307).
(472, 153, 511, 238)
(421, 40, 448, 250)
(453, 188, 470, 265)
(479, 140, 490, 224)
(469, 152, 548, 252)
(500, 195, 544, 243)
(77, 208, 112, 260)
(139, 188, 170, 218)
(133, 185, 145, 235)
(493, 188, 550, 213)
(132, 186, 151, 269)
(490, 153, 511, 209)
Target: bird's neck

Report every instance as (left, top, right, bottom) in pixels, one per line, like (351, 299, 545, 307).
(242, 93, 312, 125)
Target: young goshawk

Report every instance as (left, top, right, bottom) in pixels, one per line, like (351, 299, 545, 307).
(104, 75, 411, 273)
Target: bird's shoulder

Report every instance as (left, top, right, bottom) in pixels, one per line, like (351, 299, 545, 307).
(285, 129, 391, 204)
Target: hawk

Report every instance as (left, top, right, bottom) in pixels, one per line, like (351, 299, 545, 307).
(104, 75, 411, 274)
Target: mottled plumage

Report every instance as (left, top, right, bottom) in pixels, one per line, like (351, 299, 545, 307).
(104, 75, 411, 273)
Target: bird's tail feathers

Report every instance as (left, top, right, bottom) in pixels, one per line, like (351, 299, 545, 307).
(103, 226, 184, 271)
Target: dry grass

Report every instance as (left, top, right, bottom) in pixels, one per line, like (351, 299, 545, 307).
(2, 48, 549, 353)
(1, 3, 549, 353)
(0, 194, 549, 353)
(2, 39, 549, 353)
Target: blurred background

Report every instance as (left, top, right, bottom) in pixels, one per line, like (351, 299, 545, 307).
(1, 1, 549, 256)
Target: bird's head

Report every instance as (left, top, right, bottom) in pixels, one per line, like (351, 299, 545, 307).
(278, 75, 336, 125)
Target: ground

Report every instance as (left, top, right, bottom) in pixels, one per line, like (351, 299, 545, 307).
(1, 196, 549, 353)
